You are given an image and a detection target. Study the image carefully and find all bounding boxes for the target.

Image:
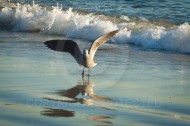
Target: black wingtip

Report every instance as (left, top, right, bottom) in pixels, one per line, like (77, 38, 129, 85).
(43, 39, 82, 55)
(44, 40, 59, 51)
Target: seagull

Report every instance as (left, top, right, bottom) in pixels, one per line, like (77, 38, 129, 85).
(44, 30, 119, 76)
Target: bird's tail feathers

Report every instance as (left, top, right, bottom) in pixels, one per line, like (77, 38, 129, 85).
(93, 63, 98, 67)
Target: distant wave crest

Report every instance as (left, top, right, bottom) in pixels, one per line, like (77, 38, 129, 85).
(0, 2, 190, 54)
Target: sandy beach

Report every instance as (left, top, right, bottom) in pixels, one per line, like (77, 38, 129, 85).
(1, 30, 190, 126)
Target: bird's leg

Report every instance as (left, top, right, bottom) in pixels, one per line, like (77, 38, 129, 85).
(87, 74, 90, 82)
(88, 69, 90, 76)
(82, 67, 85, 77)
(82, 74, 84, 85)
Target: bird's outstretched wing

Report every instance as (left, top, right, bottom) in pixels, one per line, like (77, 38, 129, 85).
(89, 30, 119, 59)
(44, 40, 82, 64)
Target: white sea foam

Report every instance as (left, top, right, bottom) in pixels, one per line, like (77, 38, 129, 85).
(0, 3, 190, 54)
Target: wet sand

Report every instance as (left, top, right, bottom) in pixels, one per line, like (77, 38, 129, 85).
(0, 31, 190, 126)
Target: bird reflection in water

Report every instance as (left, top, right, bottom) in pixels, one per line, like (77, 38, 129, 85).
(41, 76, 113, 125)
(56, 76, 112, 105)
(41, 108, 74, 117)
(87, 115, 113, 126)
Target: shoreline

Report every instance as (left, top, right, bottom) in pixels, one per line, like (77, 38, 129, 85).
(0, 1, 190, 125)
(0, 23, 190, 126)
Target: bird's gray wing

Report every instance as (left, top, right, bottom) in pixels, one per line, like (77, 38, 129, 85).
(44, 40, 82, 64)
(89, 30, 119, 59)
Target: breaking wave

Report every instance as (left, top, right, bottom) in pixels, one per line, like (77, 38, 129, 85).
(0, 2, 190, 54)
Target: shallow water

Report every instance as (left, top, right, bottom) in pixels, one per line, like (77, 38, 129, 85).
(1, 31, 190, 126)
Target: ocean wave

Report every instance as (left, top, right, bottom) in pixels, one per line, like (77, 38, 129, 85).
(0, 2, 190, 54)
(114, 23, 190, 53)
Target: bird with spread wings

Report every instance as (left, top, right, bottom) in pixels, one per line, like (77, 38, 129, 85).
(44, 30, 119, 76)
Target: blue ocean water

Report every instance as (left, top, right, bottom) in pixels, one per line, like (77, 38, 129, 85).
(10, 0, 190, 24)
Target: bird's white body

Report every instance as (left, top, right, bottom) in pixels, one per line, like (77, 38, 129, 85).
(82, 49, 97, 68)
